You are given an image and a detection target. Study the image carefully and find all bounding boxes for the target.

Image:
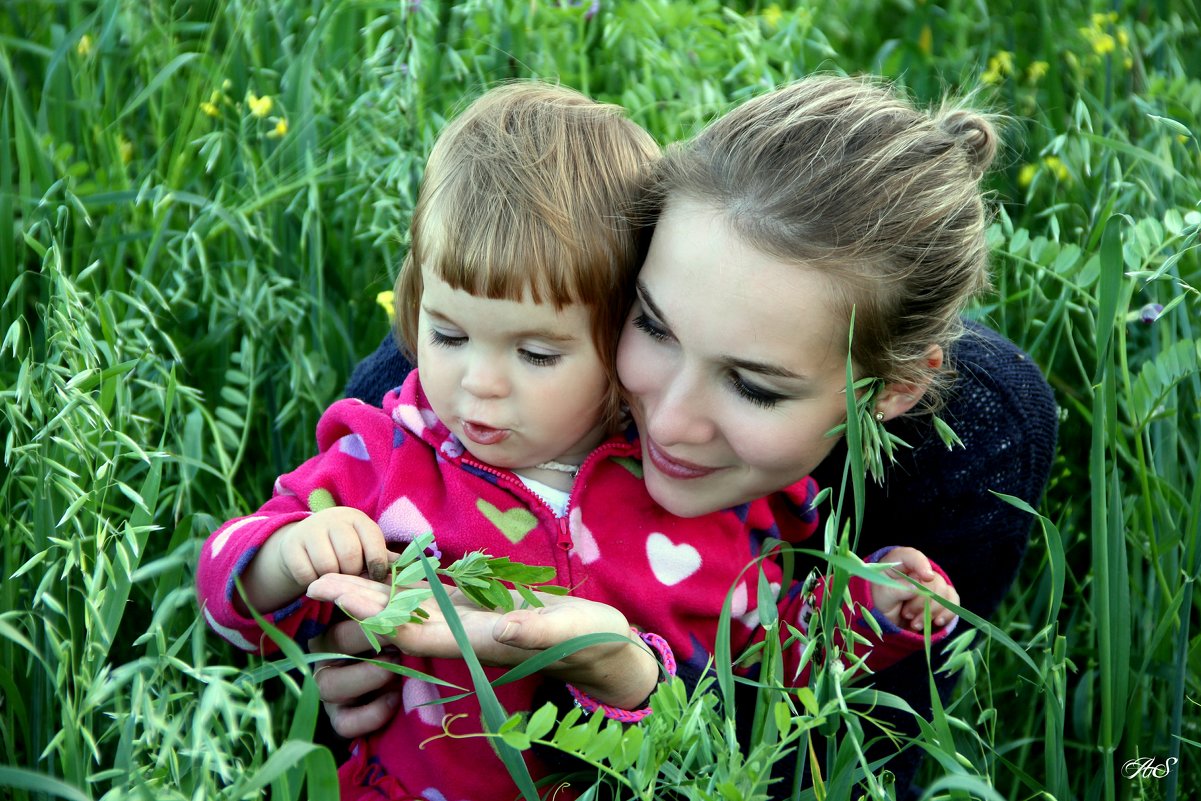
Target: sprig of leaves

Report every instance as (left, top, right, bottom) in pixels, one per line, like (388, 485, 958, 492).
(356, 532, 568, 650)
(826, 377, 913, 484)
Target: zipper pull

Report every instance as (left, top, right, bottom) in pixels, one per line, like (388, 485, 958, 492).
(556, 516, 572, 552)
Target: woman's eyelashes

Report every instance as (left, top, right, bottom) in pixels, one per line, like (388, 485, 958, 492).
(632, 313, 671, 342)
(633, 309, 789, 408)
(428, 329, 562, 367)
(729, 373, 786, 409)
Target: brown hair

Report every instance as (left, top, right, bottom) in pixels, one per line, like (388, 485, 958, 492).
(650, 74, 998, 407)
(394, 81, 659, 427)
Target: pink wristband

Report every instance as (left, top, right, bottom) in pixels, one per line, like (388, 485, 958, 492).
(565, 630, 676, 723)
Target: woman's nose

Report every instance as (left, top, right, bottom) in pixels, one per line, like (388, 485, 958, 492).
(643, 369, 715, 446)
(461, 357, 509, 399)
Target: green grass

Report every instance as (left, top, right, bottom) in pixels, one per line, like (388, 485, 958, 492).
(2, 1, 1199, 799)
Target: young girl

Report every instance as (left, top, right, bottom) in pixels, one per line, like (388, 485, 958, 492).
(197, 81, 957, 801)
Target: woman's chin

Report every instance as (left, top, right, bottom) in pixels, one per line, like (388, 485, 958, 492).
(644, 470, 729, 518)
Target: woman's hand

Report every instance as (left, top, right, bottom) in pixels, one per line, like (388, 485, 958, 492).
(307, 619, 405, 739)
(872, 546, 959, 632)
(307, 574, 661, 711)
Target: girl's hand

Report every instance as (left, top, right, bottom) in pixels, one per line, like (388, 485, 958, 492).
(236, 506, 398, 616)
(307, 573, 660, 710)
(872, 546, 959, 632)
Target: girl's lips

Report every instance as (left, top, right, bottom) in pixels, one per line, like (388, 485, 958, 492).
(462, 421, 510, 446)
(645, 439, 718, 480)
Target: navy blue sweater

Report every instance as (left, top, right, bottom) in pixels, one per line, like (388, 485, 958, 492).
(343, 318, 1058, 797)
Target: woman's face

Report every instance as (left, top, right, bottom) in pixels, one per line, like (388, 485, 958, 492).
(616, 199, 851, 518)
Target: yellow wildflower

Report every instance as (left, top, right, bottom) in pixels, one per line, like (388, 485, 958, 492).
(247, 92, 273, 118)
(1027, 61, 1049, 83)
(118, 137, 133, 165)
(1117, 28, 1129, 48)
(376, 290, 397, 322)
(267, 118, 289, 138)
(981, 50, 1014, 85)
(200, 101, 220, 118)
(1091, 11, 1118, 27)
(1017, 163, 1037, 188)
(762, 4, 783, 28)
(1043, 156, 1070, 182)
(76, 35, 93, 57)
(222, 79, 233, 92)
(918, 24, 932, 57)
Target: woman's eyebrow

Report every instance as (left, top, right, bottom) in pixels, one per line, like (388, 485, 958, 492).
(639, 280, 807, 381)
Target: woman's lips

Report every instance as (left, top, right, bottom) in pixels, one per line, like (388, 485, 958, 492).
(645, 439, 718, 480)
(462, 421, 510, 445)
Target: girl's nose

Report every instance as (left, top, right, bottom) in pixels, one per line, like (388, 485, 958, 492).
(461, 357, 510, 399)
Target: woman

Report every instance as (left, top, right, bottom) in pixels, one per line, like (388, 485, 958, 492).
(311, 75, 1058, 797)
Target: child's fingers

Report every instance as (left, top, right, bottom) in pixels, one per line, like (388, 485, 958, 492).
(352, 518, 392, 583)
(884, 547, 935, 581)
(283, 530, 337, 586)
(900, 596, 930, 630)
(900, 592, 958, 630)
(328, 521, 371, 577)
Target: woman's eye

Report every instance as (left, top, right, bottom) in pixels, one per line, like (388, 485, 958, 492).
(632, 313, 671, 342)
(519, 349, 562, 367)
(429, 329, 466, 348)
(730, 373, 786, 409)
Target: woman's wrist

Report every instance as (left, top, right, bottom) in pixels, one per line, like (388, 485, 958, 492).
(565, 630, 673, 717)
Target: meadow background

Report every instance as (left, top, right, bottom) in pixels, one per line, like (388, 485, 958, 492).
(1, 1, 1198, 799)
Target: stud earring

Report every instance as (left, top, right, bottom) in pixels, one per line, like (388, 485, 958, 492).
(875, 411, 885, 422)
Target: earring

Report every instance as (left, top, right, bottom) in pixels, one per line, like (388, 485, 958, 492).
(875, 411, 885, 422)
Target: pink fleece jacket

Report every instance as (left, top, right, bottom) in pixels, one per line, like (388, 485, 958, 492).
(196, 372, 954, 801)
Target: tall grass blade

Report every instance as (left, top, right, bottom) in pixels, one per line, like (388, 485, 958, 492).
(420, 556, 542, 801)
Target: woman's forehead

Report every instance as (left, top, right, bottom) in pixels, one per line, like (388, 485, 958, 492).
(640, 201, 848, 378)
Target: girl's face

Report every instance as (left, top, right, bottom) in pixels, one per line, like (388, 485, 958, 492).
(417, 268, 610, 473)
(616, 199, 851, 518)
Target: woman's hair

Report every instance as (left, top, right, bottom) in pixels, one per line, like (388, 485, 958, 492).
(650, 74, 998, 407)
(395, 81, 659, 426)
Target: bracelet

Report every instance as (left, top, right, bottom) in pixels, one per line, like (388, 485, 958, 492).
(565, 630, 676, 723)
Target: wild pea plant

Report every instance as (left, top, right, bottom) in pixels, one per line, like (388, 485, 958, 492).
(2, 1, 1198, 800)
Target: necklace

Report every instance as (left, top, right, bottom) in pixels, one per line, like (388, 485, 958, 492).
(536, 460, 581, 477)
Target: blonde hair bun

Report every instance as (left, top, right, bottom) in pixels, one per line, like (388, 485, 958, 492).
(938, 108, 998, 178)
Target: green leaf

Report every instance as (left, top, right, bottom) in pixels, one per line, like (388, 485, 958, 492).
(525, 703, 558, 742)
(117, 53, 202, 121)
(0, 767, 93, 801)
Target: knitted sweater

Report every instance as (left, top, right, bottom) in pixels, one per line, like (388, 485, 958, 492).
(344, 319, 1057, 798)
(199, 372, 951, 801)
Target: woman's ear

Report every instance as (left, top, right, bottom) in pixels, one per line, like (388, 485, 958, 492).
(874, 345, 944, 421)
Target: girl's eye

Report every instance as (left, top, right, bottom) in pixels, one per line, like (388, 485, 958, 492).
(519, 349, 562, 367)
(429, 329, 466, 348)
(632, 313, 671, 342)
(730, 373, 786, 409)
